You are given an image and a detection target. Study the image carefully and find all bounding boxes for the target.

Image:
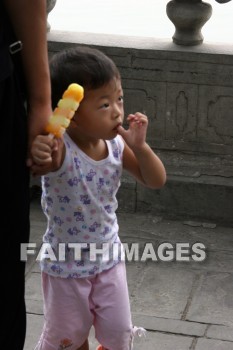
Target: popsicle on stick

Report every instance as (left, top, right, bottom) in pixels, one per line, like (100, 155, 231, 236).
(45, 83, 84, 138)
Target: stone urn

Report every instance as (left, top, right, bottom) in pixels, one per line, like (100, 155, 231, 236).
(166, 0, 213, 46)
(46, 0, 57, 32)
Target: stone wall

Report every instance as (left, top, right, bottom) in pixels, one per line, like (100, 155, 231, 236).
(47, 31, 233, 225)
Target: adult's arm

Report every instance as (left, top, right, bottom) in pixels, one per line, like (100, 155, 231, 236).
(4, 0, 52, 158)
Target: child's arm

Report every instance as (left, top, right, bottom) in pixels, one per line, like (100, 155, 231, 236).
(117, 112, 166, 189)
(30, 135, 65, 176)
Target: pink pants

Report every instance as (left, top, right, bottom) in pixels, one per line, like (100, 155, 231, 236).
(35, 262, 133, 350)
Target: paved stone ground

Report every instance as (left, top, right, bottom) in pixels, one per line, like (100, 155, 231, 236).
(24, 198, 233, 350)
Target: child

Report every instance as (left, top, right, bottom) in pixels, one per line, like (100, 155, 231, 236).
(31, 46, 166, 350)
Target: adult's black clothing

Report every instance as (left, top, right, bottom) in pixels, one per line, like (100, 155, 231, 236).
(0, 2, 30, 349)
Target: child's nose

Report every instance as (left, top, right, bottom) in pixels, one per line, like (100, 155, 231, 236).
(112, 103, 121, 118)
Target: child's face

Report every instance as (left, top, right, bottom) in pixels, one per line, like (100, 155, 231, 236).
(71, 78, 124, 140)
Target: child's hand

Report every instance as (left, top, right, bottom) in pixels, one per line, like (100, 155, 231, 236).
(117, 112, 148, 150)
(30, 135, 62, 176)
(31, 135, 55, 165)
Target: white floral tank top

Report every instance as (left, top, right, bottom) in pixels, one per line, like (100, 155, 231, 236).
(40, 132, 124, 278)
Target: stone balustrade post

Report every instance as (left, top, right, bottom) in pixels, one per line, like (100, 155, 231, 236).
(166, 0, 212, 46)
(166, 0, 232, 46)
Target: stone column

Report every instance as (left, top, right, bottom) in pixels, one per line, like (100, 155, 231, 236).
(166, 0, 212, 46)
(46, 0, 57, 32)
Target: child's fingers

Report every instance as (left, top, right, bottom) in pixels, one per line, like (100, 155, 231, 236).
(116, 125, 128, 138)
(127, 113, 148, 123)
(32, 142, 52, 154)
(31, 145, 52, 165)
(33, 154, 52, 165)
(127, 114, 148, 130)
(31, 134, 57, 166)
(31, 135, 54, 155)
(52, 138, 59, 152)
(36, 134, 54, 146)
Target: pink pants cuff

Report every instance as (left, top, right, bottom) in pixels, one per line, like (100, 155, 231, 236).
(35, 262, 134, 350)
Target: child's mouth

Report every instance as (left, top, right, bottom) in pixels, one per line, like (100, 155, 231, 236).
(113, 123, 122, 131)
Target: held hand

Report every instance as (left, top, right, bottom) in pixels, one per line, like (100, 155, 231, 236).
(31, 135, 55, 165)
(117, 112, 148, 150)
(30, 135, 62, 176)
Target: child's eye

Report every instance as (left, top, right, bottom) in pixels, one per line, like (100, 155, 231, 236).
(100, 103, 109, 109)
(118, 96, 124, 102)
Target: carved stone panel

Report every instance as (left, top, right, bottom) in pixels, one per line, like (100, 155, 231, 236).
(198, 86, 233, 148)
(166, 83, 198, 142)
(122, 79, 166, 146)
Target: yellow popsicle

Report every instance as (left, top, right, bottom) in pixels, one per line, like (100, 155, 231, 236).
(45, 83, 84, 138)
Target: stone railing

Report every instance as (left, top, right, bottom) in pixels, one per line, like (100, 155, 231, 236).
(47, 0, 232, 45)
(47, 30, 233, 226)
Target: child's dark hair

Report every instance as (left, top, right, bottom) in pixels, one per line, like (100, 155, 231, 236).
(49, 45, 121, 109)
